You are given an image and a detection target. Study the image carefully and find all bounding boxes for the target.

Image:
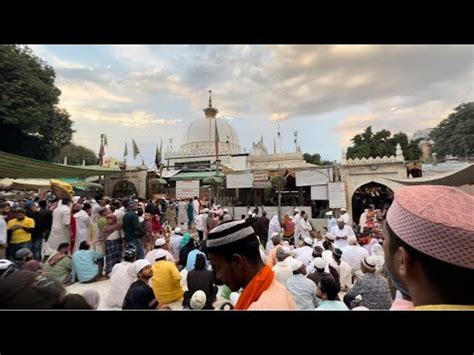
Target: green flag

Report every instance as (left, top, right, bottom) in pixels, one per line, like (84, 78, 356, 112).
(123, 142, 128, 159)
(132, 139, 140, 159)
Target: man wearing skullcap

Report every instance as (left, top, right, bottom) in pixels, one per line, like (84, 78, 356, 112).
(330, 218, 355, 250)
(169, 227, 184, 262)
(340, 207, 351, 227)
(123, 259, 158, 309)
(384, 185, 474, 310)
(329, 248, 352, 291)
(286, 257, 319, 309)
(307, 257, 331, 287)
(343, 256, 392, 309)
(292, 237, 314, 267)
(145, 238, 175, 265)
(206, 219, 296, 310)
(150, 249, 184, 307)
(122, 202, 145, 260)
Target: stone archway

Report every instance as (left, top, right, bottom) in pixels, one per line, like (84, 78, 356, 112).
(351, 181, 394, 225)
(112, 180, 138, 198)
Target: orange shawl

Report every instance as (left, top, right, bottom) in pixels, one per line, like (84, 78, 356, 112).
(235, 265, 275, 310)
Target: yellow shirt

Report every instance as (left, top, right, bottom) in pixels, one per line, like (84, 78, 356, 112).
(415, 304, 474, 310)
(151, 260, 183, 305)
(7, 217, 35, 244)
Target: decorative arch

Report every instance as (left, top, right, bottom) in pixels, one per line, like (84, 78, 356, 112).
(112, 180, 138, 198)
(350, 181, 395, 225)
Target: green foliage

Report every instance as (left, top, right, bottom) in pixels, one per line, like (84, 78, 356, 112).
(0, 45, 74, 161)
(346, 126, 422, 160)
(54, 143, 98, 165)
(431, 103, 474, 159)
(303, 153, 333, 165)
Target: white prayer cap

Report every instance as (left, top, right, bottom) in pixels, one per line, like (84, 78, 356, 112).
(282, 246, 291, 254)
(313, 257, 327, 270)
(223, 214, 232, 222)
(325, 211, 333, 216)
(134, 259, 151, 275)
(340, 207, 347, 212)
(203, 208, 209, 213)
(325, 233, 335, 241)
(174, 227, 182, 234)
(190, 290, 207, 309)
(337, 217, 345, 223)
(248, 211, 253, 216)
(304, 237, 313, 246)
(348, 235, 358, 245)
(271, 232, 280, 238)
(153, 249, 168, 261)
(288, 257, 303, 272)
(154, 238, 166, 247)
(72, 196, 80, 203)
(352, 306, 369, 311)
(223, 208, 228, 213)
(294, 208, 300, 213)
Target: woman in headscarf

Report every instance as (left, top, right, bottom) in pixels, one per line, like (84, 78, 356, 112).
(282, 214, 295, 245)
(98, 213, 123, 276)
(266, 215, 281, 252)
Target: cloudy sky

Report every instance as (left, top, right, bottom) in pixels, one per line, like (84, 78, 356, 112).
(29, 45, 473, 166)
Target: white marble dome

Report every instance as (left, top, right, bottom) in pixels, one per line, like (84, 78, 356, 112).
(179, 92, 241, 156)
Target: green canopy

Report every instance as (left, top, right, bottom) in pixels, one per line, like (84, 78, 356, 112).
(0, 151, 120, 179)
(168, 171, 225, 181)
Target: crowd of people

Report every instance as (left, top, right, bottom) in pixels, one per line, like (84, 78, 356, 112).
(0, 184, 472, 311)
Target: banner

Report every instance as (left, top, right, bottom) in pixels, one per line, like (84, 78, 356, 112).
(296, 169, 330, 186)
(310, 185, 328, 200)
(328, 182, 347, 208)
(226, 173, 254, 189)
(176, 180, 200, 199)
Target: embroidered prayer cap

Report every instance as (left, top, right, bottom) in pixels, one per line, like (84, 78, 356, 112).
(206, 219, 256, 249)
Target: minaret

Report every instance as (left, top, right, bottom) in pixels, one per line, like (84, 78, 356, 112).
(204, 90, 218, 140)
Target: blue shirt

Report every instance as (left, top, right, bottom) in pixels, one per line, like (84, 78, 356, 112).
(316, 300, 349, 310)
(72, 250, 102, 283)
(185, 249, 206, 271)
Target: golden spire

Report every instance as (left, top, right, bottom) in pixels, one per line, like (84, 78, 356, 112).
(203, 89, 218, 118)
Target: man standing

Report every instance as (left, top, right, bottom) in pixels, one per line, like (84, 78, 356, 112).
(123, 259, 158, 309)
(33, 200, 52, 261)
(195, 209, 207, 242)
(254, 210, 270, 247)
(0, 202, 8, 259)
(330, 218, 355, 250)
(340, 207, 351, 227)
(326, 211, 337, 232)
(6, 209, 35, 261)
(299, 212, 312, 244)
(192, 196, 200, 220)
(46, 198, 72, 258)
(169, 227, 184, 262)
(207, 219, 296, 310)
(384, 185, 474, 310)
(73, 203, 92, 253)
(292, 209, 302, 247)
(122, 202, 145, 259)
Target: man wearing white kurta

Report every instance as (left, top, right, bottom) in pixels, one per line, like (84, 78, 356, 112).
(326, 211, 337, 232)
(292, 237, 314, 266)
(330, 218, 355, 250)
(340, 208, 351, 227)
(73, 205, 92, 253)
(46, 199, 71, 257)
(192, 197, 200, 220)
(342, 235, 368, 278)
(292, 210, 302, 247)
(329, 248, 353, 291)
(299, 212, 312, 244)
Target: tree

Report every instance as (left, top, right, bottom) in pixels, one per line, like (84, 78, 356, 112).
(431, 103, 474, 159)
(54, 143, 98, 165)
(0, 45, 74, 161)
(346, 126, 422, 160)
(303, 153, 333, 165)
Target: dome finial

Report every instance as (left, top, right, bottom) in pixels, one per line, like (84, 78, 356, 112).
(204, 90, 218, 118)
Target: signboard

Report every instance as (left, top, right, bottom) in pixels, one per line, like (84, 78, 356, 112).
(310, 185, 328, 200)
(296, 169, 330, 187)
(253, 180, 272, 189)
(176, 180, 200, 199)
(226, 173, 254, 189)
(253, 171, 268, 181)
(328, 182, 346, 208)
